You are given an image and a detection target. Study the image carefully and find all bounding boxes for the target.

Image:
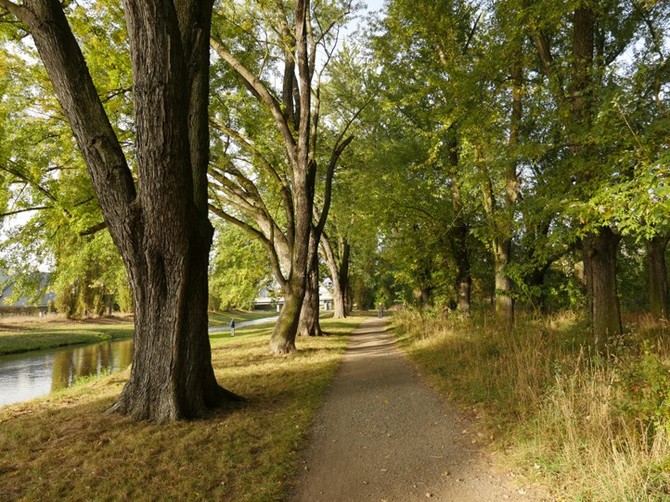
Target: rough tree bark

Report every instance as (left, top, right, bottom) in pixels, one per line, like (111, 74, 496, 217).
(572, 7, 622, 344)
(298, 229, 324, 337)
(584, 227, 622, 349)
(647, 233, 670, 320)
(446, 135, 471, 312)
(526, 4, 623, 345)
(2, 0, 236, 421)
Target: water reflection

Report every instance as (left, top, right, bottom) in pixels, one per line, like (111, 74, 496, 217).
(0, 339, 133, 407)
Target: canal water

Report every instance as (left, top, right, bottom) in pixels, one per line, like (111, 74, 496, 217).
(0, 316, 279, 408)
(0, 339, 133, 408)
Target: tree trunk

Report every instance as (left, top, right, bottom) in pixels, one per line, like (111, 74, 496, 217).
(268, 186, 311, 352)
(321, 232, 350, 319)
(110, 216, 236, 420)
(571, 7, 622, 348)
(526, 263, 550, 312)
(332, 280, 347, 318)
(335, 239, 350, 318)
(298, 230, 323, 337)
(647, 233, 670, 320)
(494, 238, 514, 327)
(452, 217, 471, 312)
(269, 282, 302, 353)
(583, 226, 622, 349)
(493, 46, 523, 328)
(446, 135, 471, 312)
(15, 0, 235, 421)
(266, 0, 314, 354)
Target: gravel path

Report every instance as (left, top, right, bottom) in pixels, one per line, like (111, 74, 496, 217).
(290, 317, 548, 502)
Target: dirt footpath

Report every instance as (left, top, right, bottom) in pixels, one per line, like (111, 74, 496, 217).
(290, 317, 548, 502)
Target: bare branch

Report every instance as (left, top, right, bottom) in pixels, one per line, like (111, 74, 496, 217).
(210, 119, 287, 188)
(210, 37, 298, 166)
(208, 202, 287, 288)
(314, 92, 373, 235)
(315, 135, 354, 236)
(79, 221, 107, 236)
(0, 163, 64, 211)
(210, 119, 295, 233)
(0, 206, 52, 218)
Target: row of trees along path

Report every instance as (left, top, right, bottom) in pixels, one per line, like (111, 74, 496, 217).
(290, 318, 548, 501)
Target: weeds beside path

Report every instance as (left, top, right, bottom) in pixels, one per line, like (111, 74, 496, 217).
(291, 317, 548, 501)
(394, 309, 670, 501)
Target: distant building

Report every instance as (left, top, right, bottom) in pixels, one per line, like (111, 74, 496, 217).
(252, 284, 334, 311)
(253, 286, 283, 311)
(0, 273, 56, 315)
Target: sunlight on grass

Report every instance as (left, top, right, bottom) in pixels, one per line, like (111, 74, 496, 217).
(393, 308, 670, 501)
(0, 310, 279, 355)
(208, 310, 278, 326)
(0, 316, 361, 501)
(0, 327, 135, 355)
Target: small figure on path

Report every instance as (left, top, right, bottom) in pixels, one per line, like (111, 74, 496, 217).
(229, 318, 236, 336)
(377, 303, 384, 318)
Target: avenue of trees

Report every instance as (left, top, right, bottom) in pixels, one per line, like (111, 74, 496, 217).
(0, 0, 669, 421)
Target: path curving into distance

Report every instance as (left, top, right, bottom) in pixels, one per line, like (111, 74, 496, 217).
(290, 317, 548, 502)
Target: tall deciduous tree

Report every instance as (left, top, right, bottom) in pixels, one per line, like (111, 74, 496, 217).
(209, 0, 358, 352)
(321, 230, 351, 318)
(0, 0, 237, 421)
(0, 4, 132, 316)
(521, 0, 670, 346)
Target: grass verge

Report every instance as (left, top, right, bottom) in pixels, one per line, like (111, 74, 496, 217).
(392, 308, 670, 501)
(0, 324, 135, 355)
(208, 310, 279, 327)
(0, 316, 360, 501)
(0, 311, 280, 355)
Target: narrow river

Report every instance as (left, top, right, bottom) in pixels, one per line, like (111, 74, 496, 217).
(0, 339, 133, 408)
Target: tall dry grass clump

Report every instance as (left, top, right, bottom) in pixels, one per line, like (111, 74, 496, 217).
(393, 308, 670, 501)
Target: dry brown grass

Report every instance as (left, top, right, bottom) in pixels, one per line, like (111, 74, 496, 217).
(0, 317, 359, 501)
(0, 313, 134, 331)
(393, 308, 670, 501)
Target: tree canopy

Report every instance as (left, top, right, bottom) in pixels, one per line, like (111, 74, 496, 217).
(0, 0, 669, 420)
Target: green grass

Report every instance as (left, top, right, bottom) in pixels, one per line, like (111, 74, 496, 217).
(208, 310, 278, 326)
(0, 325, 135, 355)
(0, 316, 361, 501)
(392, 308, 670, 501)
(0, 310, 280, 355)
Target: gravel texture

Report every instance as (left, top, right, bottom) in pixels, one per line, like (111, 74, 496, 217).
(290, 317, 549, 502)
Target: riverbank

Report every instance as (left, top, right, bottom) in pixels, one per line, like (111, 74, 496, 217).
(0, 310, 276, 355)
(0, 315, 135, 355)
(0, 316, 359, 501)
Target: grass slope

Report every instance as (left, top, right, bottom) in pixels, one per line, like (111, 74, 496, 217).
(393, 309, 670, 501)
(0, 317, 360, 501)
(0, 311, 278, 355)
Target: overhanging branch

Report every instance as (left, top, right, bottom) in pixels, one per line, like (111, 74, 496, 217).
(210, 37, 298, 166)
